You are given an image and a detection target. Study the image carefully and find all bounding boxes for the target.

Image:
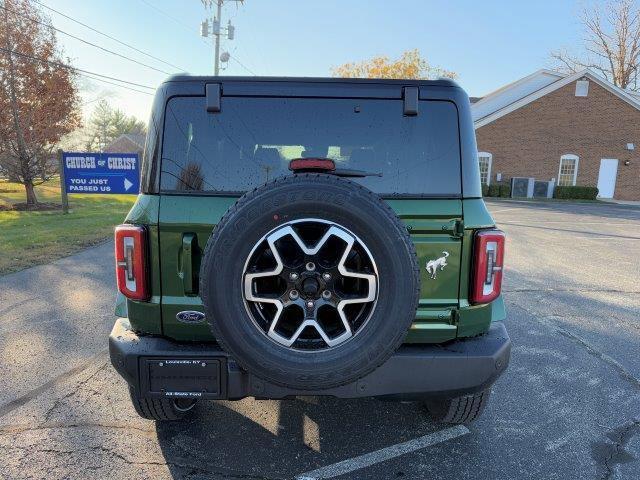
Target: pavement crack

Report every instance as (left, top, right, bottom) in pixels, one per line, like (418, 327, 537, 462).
(2, 430, 283, 479)
(93, 445, 286, 480)
(591, 417, 640, 479)
(43, 361, 109, 422)
(0, 349, 108, 419)
(514, 303, 640, 390)
(0, 421, 155, 435)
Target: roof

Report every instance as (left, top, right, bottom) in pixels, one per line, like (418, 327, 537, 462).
(163, 74, 460, 88)
(472, 69, 640, 128)
(104, 133, 146, 153)
(119, 133, 146, 149)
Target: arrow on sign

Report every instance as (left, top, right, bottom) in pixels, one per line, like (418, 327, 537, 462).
(124, 178, 133, 191)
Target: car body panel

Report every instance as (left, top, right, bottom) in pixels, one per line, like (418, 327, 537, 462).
(148, 195, 470, 342)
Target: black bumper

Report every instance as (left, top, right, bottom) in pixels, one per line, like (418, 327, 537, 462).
(109, 318, 510, 400)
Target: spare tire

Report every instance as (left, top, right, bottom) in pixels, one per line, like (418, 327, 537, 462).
(200, 174, 419, 390)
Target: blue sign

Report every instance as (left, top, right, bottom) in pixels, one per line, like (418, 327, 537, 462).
(63, 152, 140, 194)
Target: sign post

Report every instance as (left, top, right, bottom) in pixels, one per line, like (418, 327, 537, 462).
(57, 149, 69, 214)
(61, 152, 140, 195)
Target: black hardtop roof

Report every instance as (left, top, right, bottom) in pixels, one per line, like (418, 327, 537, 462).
(163, 74, 459, 88)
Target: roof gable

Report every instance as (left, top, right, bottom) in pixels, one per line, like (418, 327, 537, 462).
(104, 134, 145, 153)
(473, 69, 640, 128)
(472, 69, 565, 122)
(105, 133, 145, 152)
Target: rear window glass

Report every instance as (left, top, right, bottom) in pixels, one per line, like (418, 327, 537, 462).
(160, 96, 460, 196)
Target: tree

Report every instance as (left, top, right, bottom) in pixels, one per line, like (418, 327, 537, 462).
(332, 49, 457, 80)
(83, 99, 146, 152)
(551, 0, 640, 91)
(0, 0, 81, 205)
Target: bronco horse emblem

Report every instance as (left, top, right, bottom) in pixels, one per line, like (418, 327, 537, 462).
(426, 251, 449, 279)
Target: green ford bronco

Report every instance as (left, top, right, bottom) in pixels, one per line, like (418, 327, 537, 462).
(109, 76, 510, 424)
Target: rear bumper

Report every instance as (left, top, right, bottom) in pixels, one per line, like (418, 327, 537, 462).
(109, 318, 510, 400)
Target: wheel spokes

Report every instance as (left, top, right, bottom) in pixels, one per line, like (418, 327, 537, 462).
(243, 221, 378, 350)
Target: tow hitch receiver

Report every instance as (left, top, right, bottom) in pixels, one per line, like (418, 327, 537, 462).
(141, 358, 226, 399)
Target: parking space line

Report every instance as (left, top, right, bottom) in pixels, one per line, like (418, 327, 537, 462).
(295, 425, 469, 479)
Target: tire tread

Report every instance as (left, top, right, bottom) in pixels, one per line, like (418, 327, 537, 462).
(128, 386, 185, 421)
(426, 390, 491, 424)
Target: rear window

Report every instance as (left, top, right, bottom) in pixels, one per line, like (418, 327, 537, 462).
(160, 96, 461, 196)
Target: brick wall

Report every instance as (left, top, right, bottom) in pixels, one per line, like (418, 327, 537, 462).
(475, 80, 640, 200)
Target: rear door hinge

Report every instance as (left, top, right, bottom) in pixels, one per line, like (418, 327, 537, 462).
(206, 83, 222, 112)
(451, 308, 460, 325)
(453, 219, 465, 238)
(403, 86, 419, 116)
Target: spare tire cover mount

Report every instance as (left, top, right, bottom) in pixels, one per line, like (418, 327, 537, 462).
(200, 174, 420, 390)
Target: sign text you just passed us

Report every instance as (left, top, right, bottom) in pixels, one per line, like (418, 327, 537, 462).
(62, 152, 140, 194)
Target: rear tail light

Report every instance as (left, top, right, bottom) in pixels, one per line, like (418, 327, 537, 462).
(115, 225, 149, 301)
(470, 229, 505, 304)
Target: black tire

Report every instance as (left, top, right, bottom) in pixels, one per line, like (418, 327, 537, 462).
(424, 389, 491, 424)
(200, 174, 420, 390)
(128, 386, 197, 421)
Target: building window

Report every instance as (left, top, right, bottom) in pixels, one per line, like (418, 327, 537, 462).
(558, 154, 579, 186)
(478, 152, 492, 185)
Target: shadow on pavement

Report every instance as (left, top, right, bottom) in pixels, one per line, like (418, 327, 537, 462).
(156, 396, 443, 479)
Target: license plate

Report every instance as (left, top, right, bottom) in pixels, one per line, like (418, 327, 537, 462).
(146, 359, 222, 397)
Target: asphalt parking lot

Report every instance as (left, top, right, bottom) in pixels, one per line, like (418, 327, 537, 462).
(0, 199, 639, 479)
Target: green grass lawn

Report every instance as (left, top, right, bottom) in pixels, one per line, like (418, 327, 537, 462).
(0, 179, 136, 274)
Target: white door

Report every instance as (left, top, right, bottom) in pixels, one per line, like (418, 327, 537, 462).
(597, 159, 619, 198)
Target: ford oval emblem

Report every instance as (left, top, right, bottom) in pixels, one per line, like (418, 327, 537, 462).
(176, 311, 206, 324)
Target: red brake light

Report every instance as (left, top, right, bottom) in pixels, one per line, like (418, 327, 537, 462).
(115, 225, 149, 301)
(470, 229, 505, 304)
(289, 158, 336, 172)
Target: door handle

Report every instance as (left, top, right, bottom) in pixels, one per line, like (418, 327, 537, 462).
(181, 233, 198, 295)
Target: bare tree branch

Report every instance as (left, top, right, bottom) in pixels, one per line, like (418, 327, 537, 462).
(551, 0, 640, 91)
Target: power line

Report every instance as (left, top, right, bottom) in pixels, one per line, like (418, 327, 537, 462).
(1, 4, 172, 75)
(0, 46, 156, 91)
(79, 73, 154, 96)
(81, 94, 110, 106)
(228, 53, 257, 75)
(138, 0, 198, 34)
(32, 0, 187, 72)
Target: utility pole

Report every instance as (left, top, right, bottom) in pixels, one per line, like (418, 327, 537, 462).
(200, 0, 242, 75)
(213, 0, 222, 75)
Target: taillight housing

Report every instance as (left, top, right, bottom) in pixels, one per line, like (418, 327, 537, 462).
(114, 224, 149, 301)
(289, 158, 336, 172)
(470, 229, 505, 304)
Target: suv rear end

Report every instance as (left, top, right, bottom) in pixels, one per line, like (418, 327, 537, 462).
(109, 77, 510, 423)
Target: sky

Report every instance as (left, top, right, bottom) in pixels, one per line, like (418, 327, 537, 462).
(40, 0, 589, 121)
